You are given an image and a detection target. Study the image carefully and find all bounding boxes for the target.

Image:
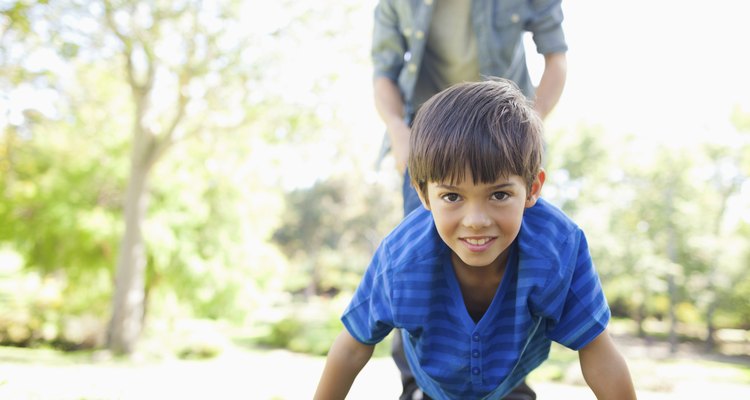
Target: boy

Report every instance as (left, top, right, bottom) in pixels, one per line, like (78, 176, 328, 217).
(314, 79, 636, 399)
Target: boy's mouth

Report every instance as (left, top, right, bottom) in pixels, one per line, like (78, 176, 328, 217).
(460, 236, 496, 251)
(465, 237, 490, 245)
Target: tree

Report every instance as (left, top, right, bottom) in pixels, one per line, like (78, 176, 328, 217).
(2, 0, 380, 354)
(694, 108, 750, 350)
(97, 0, 261, 354)
(2, 3, 134, 345)
(3, 0, 260, 353)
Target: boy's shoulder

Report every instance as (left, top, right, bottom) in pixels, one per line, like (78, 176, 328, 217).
(524, 197, 579, 231)
(380, 206, 449, 268)
(519, 198, 582, 255)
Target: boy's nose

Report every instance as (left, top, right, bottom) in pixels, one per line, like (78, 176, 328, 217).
(462, 207, 491, 229)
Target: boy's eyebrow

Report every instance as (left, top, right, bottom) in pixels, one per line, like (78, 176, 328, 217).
(489, 183, 517, 190)
(435, 182, 518, 190)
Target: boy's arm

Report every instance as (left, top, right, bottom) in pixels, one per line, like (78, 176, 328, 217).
(314, 330, 376, 400)
(578, 328, 637, 399)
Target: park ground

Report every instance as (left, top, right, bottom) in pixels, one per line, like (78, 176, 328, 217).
(1, 329, 749, 399)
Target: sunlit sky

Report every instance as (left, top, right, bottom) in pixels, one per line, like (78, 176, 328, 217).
(545, 0, 750, 145)
(277, 0, 750, 189)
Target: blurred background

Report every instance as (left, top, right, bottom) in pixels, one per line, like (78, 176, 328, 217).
(1, 0, 749, 399)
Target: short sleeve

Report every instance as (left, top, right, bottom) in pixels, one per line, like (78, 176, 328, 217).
(341, 241, 395, 345)
(526, 0, 568, 55)
(542, 230, 610, 350)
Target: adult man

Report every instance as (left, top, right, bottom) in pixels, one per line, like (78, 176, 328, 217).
(371, 1, 568, 398)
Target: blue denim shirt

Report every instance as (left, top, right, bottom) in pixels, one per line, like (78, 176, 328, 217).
(372, 0, 567, 116)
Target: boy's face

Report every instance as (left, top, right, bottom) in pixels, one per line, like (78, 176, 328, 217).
(418, 168, 544, 271)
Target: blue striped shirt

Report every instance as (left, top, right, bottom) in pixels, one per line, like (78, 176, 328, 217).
(342, 198, 610, 399)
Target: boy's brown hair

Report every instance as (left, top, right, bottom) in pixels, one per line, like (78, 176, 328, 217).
(407, 78, 544, 199)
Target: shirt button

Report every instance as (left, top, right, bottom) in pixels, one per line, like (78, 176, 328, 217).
(472, 333, 480, 342)
(472, 350, 480, 358)
(415, 30, 424, 40)
(472, 367, 481, 375)
(407, 63, 417, 73)
(511, 13, 520, 23)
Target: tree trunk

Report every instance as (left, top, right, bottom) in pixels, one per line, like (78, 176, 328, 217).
(666, 188, 678, 354)
(636, 297, 647, 338)
(304, 257, 321, 298)
(667, 273, 678, 354)
(705, 296, 717, 352)
(106, 139, 152, 355)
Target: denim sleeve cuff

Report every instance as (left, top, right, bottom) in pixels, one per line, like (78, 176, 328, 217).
(533, 25, 568, 55)
(373, 68, 400, 83)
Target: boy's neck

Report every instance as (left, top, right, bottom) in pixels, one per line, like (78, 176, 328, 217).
(451, 251, 508, 322)
(450, 250, 508, 284)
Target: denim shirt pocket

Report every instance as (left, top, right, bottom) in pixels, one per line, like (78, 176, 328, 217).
(492, 0, 526, 30)
(487, 0, 527, 66)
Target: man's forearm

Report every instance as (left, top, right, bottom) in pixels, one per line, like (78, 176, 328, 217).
(534, 52, 567, 119)
(373, 76, 411, 173)
(374, 76, 407, 129)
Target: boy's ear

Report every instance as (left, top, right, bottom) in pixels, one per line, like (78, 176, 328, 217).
(525, 169, 545, 208)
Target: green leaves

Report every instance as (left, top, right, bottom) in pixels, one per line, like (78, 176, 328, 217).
(544, 110, 750, 335)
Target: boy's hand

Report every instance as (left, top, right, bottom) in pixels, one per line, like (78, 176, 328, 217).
(578, 328, 637, 399)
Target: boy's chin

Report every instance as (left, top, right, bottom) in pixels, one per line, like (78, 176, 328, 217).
(453, 253, 502, 269)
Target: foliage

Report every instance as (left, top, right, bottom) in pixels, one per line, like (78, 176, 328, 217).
(1, 0, 383, 352)
(0, 61, 130, 334)
(272, 173, 400, 296)
(543, 110, 750, 342)
(251, 296, 393, 357)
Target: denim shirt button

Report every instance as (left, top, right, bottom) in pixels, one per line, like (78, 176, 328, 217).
(472, 349, 480, 358)
(472, 367, 480, 375)
(472, 333, 480, 342)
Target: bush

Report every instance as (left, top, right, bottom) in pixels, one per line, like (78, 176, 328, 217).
(256, 306, 341, 356)
(252, 295, 394, 357)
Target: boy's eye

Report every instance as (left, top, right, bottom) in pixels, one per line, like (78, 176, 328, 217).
(492, 192, 510, 201)
(442, 193, 461, 203)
